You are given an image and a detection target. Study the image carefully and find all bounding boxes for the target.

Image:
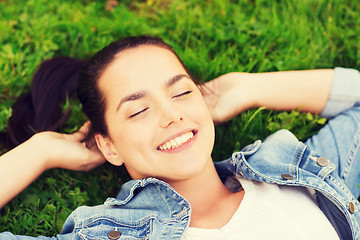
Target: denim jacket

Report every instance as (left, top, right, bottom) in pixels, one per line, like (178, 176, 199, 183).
(2, 67, 360, 240)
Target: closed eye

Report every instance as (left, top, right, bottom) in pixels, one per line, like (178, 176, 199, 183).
(173, 90, 192, 98)
(129, 108, 149, 118)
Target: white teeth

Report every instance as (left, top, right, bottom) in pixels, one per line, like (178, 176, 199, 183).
(158, 131, 194, 150)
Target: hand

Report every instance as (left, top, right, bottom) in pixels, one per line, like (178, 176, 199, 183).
(0, 122, 106, 209)
(34, 122, 106, 171)
(200, 72, 253, 124)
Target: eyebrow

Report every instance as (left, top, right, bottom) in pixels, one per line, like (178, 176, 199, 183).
(115, 74, 191, 112)
(166, 73, 190, 88)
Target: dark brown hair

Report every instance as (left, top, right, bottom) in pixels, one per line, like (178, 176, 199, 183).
(4, 57, 85, 148)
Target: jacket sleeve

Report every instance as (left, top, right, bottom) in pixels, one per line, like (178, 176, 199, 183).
(321, 67, 360, 118)
(305, 67, 360, 197)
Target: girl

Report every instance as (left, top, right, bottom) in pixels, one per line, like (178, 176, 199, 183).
(1, 36, 359, 239)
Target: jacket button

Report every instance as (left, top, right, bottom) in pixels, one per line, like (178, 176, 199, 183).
(281, 173, 293, 180)
(349, 202, 355, 214)
(317, 157, 329, 167)
(108, 230, 121, 239)
(238, 170, 244, 177)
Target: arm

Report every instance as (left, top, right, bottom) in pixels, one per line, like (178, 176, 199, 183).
(0, 122, 105, 209)
(201, 69, 335, 123)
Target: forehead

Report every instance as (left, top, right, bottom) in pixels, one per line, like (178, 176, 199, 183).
(101, 45, 186, 84)
(98, 45, 187, 99)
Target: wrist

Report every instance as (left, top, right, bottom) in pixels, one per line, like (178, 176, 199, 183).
(231, 72, 258, 110)
(242, 73, 271, 109)
(28, 132, 55, 171)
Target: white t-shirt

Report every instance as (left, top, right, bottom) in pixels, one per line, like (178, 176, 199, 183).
(181, 177, 339, 240)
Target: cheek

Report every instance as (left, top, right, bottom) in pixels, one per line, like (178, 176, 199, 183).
(188, 96, 213, 122)
(112, 122, 155, 156)
(195, 97, 215, 138)
(184, 97, 215, 141)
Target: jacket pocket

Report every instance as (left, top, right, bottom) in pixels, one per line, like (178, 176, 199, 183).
(78, 217, 152, 240)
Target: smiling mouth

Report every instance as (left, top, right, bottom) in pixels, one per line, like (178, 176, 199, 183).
(157, 130, 197, 151)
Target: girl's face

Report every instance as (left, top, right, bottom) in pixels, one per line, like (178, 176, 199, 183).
(96, 45, 215, 183)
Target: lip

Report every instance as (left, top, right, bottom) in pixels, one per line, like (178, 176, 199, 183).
(157, 129, 198, 153)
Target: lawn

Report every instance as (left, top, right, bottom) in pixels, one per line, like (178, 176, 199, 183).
(0, 0, 359, 236)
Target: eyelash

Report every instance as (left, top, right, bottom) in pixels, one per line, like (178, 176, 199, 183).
(128, 91, 192, 118)
(129, 108, 149, 118)
(173, 90, 192, 98)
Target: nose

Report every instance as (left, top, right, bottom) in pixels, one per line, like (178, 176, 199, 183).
(159, 102, 183, 128)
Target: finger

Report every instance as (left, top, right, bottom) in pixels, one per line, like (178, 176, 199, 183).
(199, 81, 217, 96)
(70, 121, 91, 141)
(78, 121, 91, 134)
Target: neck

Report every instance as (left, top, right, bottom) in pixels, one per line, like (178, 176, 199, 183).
(167, 160, 244, 229)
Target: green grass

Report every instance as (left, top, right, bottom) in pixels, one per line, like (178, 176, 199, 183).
(0, 0, 359, 236)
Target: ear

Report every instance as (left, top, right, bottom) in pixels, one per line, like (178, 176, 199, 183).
(95, 134, 124, 166)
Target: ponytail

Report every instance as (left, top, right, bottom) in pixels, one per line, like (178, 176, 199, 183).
(4, 57, 85, 149)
